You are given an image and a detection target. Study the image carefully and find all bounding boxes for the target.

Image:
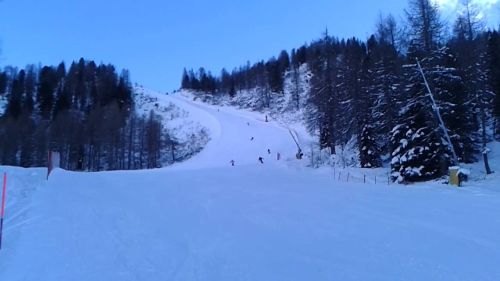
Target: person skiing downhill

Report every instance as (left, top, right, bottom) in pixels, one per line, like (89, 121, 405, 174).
(267, 149, 271, 154)
(230, 160, 235, 166)
(258, 157, 264, 164)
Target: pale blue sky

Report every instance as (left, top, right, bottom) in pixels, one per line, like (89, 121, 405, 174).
(0, 0, 498, 91)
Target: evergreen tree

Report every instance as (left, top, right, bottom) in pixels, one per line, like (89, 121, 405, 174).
(371, 42, 402, 154)
(19, 114, 35, 167)
(277, 50, 290, 74)
(146, 110, 162, 169)
(405, 0, 444, 54)
(390, 53, 452, 183)
(23, 65, 36, 114)
(181, 68, 190, 89)
(376, 13, 399, 49)
(53, 85, 71, 119)
(0, 71, 7, 95)
(266, 58, 284, 94)
(37, 66, 58, 120)
(451, 10, 493, 172)
(336, 38, 366, 146)
(288, 61, 307, 110)
(306, 33, 338, 153)
(5, 70, 24, 119)
(188, 69, 200, 90)
(488, 31, 500, 139)
(358, 41, 382, 168)
(359, 124, 382, 168)
(430, 47, 479, 163)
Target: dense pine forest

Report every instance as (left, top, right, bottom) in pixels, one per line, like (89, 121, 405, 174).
(181, 0, 500, 182)
(0, 59, 175, 171)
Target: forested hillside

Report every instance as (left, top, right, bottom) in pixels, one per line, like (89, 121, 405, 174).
(181, 0, 500, 182)
(0, 59, 206, 171)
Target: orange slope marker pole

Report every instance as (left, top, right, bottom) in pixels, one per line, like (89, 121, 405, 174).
(0, 173, 6, 250)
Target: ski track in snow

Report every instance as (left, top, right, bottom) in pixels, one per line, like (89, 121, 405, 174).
(156, 90, 299, 169)
(0, 90, 499, 281)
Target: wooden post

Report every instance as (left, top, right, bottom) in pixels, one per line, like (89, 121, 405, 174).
(47, 151, 52, 180)
(0, 173, 7, 250)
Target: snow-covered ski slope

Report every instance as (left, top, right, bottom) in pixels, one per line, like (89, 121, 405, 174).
(148, 90, 299, 169)
(1, 90, 500, 281)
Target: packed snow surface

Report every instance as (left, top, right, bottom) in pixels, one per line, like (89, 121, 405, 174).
(0, 90, 499, 281)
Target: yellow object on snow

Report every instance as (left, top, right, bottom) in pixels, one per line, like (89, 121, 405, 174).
(449, 166, 460, 187)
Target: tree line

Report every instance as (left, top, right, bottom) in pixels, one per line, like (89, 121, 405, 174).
(0, 58, 176, 171)
(181, 0, 500, 182)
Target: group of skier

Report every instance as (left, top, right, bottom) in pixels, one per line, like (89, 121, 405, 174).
(230, 133, 281, 166)
(229, 115, 299, 167)
(231, 148, 279, 166)
(256, 148, 279, 165)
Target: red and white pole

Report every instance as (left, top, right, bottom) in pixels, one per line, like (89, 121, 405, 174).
(0, 173, 7, 250)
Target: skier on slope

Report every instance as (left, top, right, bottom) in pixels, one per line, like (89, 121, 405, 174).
(267, 149, 271, 154)
(230, 160, 235, 166)
(258, 157, 264, 164)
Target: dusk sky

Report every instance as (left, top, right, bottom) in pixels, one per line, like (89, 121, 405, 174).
(1, 0, 499, 92)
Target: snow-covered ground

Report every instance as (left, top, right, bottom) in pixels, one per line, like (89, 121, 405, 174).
(0, 89, 499, 281)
